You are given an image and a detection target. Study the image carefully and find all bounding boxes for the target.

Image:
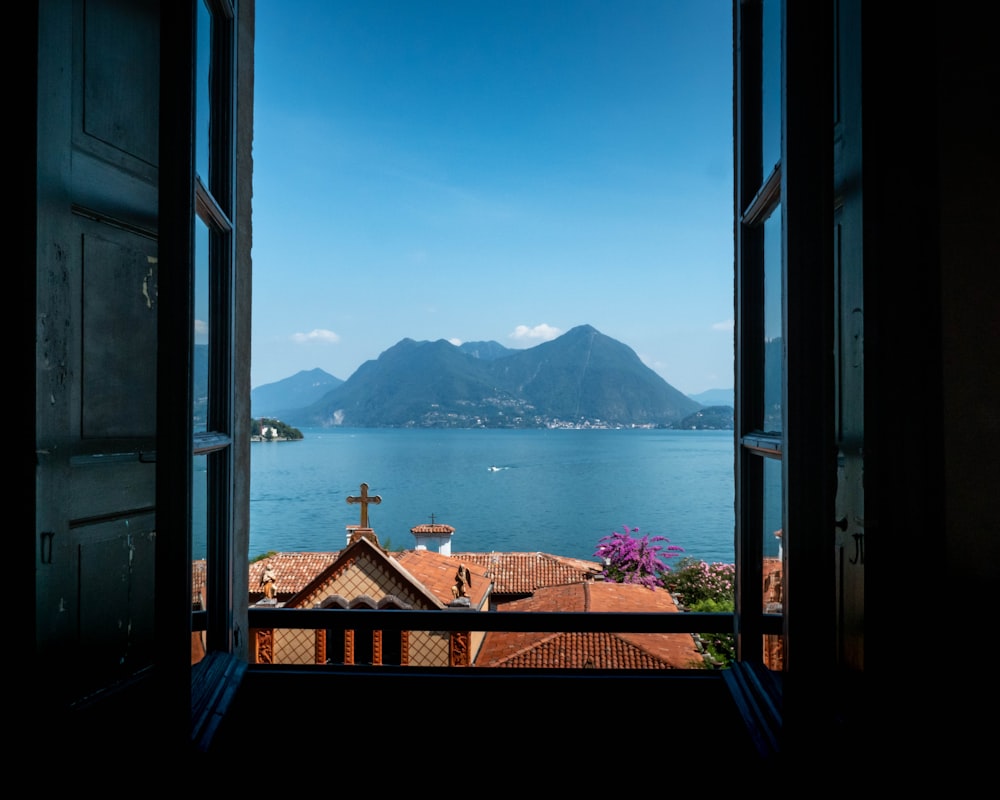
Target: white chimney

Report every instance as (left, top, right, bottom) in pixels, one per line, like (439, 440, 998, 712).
(410, 520, 455, 555)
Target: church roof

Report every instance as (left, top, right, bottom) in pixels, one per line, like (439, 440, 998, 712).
(260, 536, 492, 611)
(283, 536, 447, 610)
(247, 549, 600, 600)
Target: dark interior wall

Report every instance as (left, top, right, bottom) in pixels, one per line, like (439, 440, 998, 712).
(934, 13, 1000, 613)
(861, 7, 999, 636)
(861, 9, 944, 651)
(860, 14, 998, 757)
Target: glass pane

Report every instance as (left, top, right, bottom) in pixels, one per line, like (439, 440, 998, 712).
(763, 202, 782, 432)
(194, 215, 210, 432)
(762, 453, 783, 670)
(193, 455, 209, 562)
(192, 453, 208, 664)
(762, 455, 782, 560)
(196, 0, 212, 185)
(761, 0, 781, 175)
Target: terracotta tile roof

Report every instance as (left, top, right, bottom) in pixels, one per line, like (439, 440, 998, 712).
(450, 551, 602, 596)
(409, 523, 455, 534)
(479, 631, 681, 670)
(248, 544, 492, 610)
(395, 550, 491, 608)
(246, 549, 600, 603)
(475, 581, 703, 669)
(285, 537, 449, 610)
(248, 552, 340, 602)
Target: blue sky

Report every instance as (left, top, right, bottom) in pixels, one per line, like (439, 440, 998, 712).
(250, 1, 733, 396)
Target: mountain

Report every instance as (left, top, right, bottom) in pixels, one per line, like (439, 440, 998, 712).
(276, 325, 701, 429)
(251, 368, 343, 418)
(456, 340, 514, 360)
(688, 388, 734, 407)
(676, 405, 734, 430)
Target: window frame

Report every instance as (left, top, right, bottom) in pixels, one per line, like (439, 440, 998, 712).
(158, 0, 241, 739)
(194, 0, 238, 657)
(734, 0, 836, 675)
(171, 2, 844, 731)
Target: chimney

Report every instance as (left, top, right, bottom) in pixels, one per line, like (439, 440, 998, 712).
(410, 517, 455, 555)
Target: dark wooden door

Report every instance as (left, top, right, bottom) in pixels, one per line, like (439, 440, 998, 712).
(832, 0, 865, 672)
(35, 0, 162, 706)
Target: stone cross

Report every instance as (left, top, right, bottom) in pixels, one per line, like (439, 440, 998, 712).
(346, 482, 381, 528)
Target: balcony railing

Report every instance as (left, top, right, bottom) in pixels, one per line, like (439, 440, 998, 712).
(195, 607, 782, 636)
(192, 609, 785, 758)
(244, 607, 750, 635)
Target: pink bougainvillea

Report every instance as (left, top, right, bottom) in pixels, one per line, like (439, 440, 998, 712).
(593, 525, 684, 589)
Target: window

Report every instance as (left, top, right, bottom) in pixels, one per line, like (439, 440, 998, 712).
(243, 2, 792, 672)
(199, 0, 849, 755)
(735, 0, 836, 672)
(735, 0, 782, 668)
(194, 0, 832, 701)
(158, 1, 244, 729)
(193, 0, 238, 655)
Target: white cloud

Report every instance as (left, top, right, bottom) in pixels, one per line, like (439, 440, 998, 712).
(712, 319, 734, 331)
(448, 337, 463, 346)
(509, 323, 561, 344)
(291, 328, 341, 344)
(194, 319, 208, 340)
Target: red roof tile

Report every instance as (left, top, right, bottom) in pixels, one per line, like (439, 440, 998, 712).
(450, 551, 601, 595)
(395, 550, 491, 608)
(479, 631, 679, 670)
(409, 523, 455, 534)
(475, 581, 703, 669)
(246, 549, 601, 602)
(283, 538, 448, 610)
(248, 552, 340, 602)
(250, 542, 494, 610)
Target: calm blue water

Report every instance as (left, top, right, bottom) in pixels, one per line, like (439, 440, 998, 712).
(244, 427, 742, 565)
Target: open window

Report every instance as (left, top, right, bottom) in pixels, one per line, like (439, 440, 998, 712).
(735, 0, 843, 693)
(158, 0, 250, 742)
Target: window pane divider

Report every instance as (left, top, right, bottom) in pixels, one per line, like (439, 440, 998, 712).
(740, 432, 782, 457)
(195, 177, 232, 233)
(194, 430, 232, 455)
(740, 163, 781, 227)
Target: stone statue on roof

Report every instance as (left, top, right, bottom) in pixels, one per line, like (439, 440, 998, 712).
(260, 561, 276, 600)
(452, 563, 472, 598)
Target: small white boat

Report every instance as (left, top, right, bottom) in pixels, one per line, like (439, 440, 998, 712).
(487, 465, 502, 472)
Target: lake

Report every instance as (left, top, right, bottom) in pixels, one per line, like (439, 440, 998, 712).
(236, 427, 750, 565)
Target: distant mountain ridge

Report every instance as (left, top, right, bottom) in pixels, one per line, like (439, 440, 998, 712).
(259, 325, 720, 429)
(676, 406, 734, 430)
(688, 388, 733, 407)
(252, 367, 343, 418)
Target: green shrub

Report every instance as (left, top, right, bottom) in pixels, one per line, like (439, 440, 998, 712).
(663, 556, 734, 608)
(664, 557, 736, 667)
